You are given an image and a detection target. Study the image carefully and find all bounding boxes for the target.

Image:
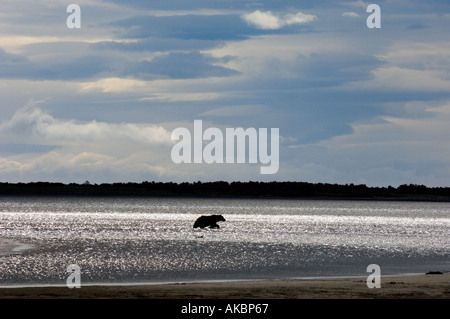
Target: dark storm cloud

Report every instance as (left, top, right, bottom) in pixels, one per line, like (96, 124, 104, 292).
(110, 14, 295, 40)
(0, 144, 59, 155)
(294, 52, 385, 87)
(0, 45, 238, 81)
(130, 51, 239, 79)
(93, 38, 223, 52)
(0, 4, 318, 82)
(0, 48, 27, 64)
(106, 0, 332, 11)
(111, 14, 245, 40)
(0, 48, 114, 80)
(1, 0, 449, 185)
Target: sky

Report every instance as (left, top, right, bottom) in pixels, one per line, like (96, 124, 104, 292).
(0, 0, 449, 186)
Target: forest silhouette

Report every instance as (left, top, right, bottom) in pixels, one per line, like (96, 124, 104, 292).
(0, 181, 449, 201)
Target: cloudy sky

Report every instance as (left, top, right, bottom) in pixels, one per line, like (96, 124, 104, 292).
(0, 0, 449, 186)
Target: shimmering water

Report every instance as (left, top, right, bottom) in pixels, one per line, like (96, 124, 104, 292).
(0, 197, 449, 286)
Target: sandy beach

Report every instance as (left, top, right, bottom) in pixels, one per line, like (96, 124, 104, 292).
(0, 273, 448, 299)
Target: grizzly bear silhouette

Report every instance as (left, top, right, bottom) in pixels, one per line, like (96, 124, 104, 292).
(193, 215, 226, 229)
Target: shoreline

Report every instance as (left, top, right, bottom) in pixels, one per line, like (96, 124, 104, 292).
(0, 273, 448, 299)
(1, 194, 449, 202)
(0, 272, 425, 289)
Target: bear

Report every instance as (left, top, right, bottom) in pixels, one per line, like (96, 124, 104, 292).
(193, 214, 226, 229)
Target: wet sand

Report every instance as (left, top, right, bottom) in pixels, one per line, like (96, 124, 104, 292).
(0, 273, 448, 299)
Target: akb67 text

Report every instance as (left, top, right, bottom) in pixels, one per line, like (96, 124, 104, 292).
(225, 304, 269, 314)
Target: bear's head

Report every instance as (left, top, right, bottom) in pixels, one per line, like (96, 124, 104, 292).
(213, 214, 226, 222)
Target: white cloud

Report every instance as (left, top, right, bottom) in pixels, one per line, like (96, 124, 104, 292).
(370, 67, 450, 92)
(242, 10, 317, 30)
(242, 10, 281, 30)
(79, 77, 229, 101)
(342, 12, 360, 18)
(284, 12, 318, 25)
(79, 77, 150, 93)
(0, 101, 172, 145)
(0, 149, 172, 183)
(0, 101, 177, 182)
(344, 41, 450, 92)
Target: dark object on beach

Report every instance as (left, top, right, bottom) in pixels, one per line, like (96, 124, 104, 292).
(425, 271, 445, 275)
(193, 215, 226, 229)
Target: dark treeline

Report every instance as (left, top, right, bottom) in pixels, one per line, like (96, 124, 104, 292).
(0, 181, 449, 201)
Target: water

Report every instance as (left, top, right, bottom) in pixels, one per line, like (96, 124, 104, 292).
(0, 197, 449, 287)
